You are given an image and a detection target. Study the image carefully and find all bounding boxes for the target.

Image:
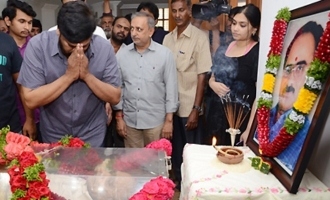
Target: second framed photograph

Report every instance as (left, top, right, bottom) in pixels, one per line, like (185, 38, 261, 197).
(247, 0, 330, 194)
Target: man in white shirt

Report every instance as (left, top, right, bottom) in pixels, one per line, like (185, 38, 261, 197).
(49, 0, 107, 40)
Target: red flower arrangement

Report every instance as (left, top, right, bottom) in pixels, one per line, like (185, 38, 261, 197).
(52, 135, 90, 148)
(8, 151, 51, 200)
(0, 126, 33, 165)
(145, 138, 172, 157)
(0, 127, 92, 200)
(1, 126, 174, 200)
(129, 176, 175, 200)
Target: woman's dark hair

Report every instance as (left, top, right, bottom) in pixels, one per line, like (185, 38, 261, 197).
(2, 0, 36, 21)
(57, 1, 96, 43)
(235, 3, 261, 41)
(137, 2, 159, 20)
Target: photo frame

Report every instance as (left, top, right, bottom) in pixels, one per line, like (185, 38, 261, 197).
(246, 0, 330, 194)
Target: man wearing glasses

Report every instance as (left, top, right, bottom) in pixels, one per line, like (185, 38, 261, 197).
(265, 21, 323, 172)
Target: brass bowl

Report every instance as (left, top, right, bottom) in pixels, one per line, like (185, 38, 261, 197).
(216, 147, 244, 164)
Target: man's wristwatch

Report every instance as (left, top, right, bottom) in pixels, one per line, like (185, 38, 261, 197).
(192, 105, 202, 113)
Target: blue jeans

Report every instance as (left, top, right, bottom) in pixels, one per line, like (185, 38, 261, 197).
(172, 115, 204, 188)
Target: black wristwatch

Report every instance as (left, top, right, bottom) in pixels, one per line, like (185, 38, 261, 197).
(192, 105, 202, 113)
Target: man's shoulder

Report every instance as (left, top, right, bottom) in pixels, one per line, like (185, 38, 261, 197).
(0, 32, 16, 49)
(190, 24, 209, 39)
(48, 25, 57, 31)
(91, 35, 113, 54)
(153, 41, 172, 54)
(116, 43, 132, 56)
(30, 30, 55, 46)
(94, 26, 107, 40)
(0, 32, 12, 41)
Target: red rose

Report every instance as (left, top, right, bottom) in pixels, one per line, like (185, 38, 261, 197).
(38, 172, 49, 184)
(27, 187, 42, 199)
(6, 132, 30, 146)
(4, 143, 25, 161)
(10, 175, 27, 192)
(28, 181, 51, 198)
(8, 166, 21, 178)
(69, 138, 85, 147)
(19, 197, 31, 200)
(18, 151, 39, 168)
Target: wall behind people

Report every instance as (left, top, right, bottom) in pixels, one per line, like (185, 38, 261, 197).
(259, 0, 329, 187)
(18, 1, 168, 30)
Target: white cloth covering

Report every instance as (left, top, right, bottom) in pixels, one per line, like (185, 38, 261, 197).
(180, 144, 330, 200)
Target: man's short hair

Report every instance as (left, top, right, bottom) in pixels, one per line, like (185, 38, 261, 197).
(170, 0, 191, 7)
(285, 21, 324, 63)
(112, 16, 129, 26)
(137, 2, 159, 20)
(100, 12, 113, 19)
(131, 12, 155, 29)
(32, 18, 42, 31)
(2, 0, 36, 21)
(57, 1, 96, 43)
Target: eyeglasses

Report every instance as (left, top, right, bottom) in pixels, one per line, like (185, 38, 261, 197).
(283, 60, 308, 77)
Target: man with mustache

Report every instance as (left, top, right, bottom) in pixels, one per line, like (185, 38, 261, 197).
(104, 16, 130, 147)
(100, 0, 114, 39)
(2, 0, 37, 139)
(264, 21, 323, 171)
(163, 0, 212, 190)
(109, 16, 130, 53)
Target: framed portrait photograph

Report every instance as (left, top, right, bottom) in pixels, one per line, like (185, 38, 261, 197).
(247, 0, 330, 194)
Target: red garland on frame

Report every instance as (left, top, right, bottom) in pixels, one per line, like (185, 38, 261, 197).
(257, 10, 330, 157)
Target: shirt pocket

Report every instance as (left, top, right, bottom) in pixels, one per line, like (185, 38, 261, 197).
(143, 64, 163, 82)
(176, 51, 195, 73)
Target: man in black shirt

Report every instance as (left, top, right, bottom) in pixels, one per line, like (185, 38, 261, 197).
(0, 32, 23, 132)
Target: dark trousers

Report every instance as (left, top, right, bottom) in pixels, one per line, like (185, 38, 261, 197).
(103, 118, 124, 147)
(172, 115, 204, 188)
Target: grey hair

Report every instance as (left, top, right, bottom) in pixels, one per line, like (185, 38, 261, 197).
(131, 12, 155, 29)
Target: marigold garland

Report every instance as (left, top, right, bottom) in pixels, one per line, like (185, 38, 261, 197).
(293, 88, 318, 114)
(261, 73, 276, 93)
(257, 8, 330, 157)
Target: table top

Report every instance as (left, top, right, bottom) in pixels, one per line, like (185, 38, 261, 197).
(180, 144, 330, 200)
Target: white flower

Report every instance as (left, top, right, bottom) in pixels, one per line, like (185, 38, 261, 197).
(305, 76, 314, 86)
(305, 76, 322, 90)
(289, 110, 305, 124)
(260, 92, 272, 101)
(266, 67, 278, 75)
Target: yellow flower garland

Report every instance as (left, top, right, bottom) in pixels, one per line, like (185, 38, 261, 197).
(293, 88, 318, 114)
(261, 74, 276, 93)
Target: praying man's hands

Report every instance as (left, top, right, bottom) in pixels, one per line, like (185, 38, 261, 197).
(66, 43, 90, 81)
(66, 45, 80, 81)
